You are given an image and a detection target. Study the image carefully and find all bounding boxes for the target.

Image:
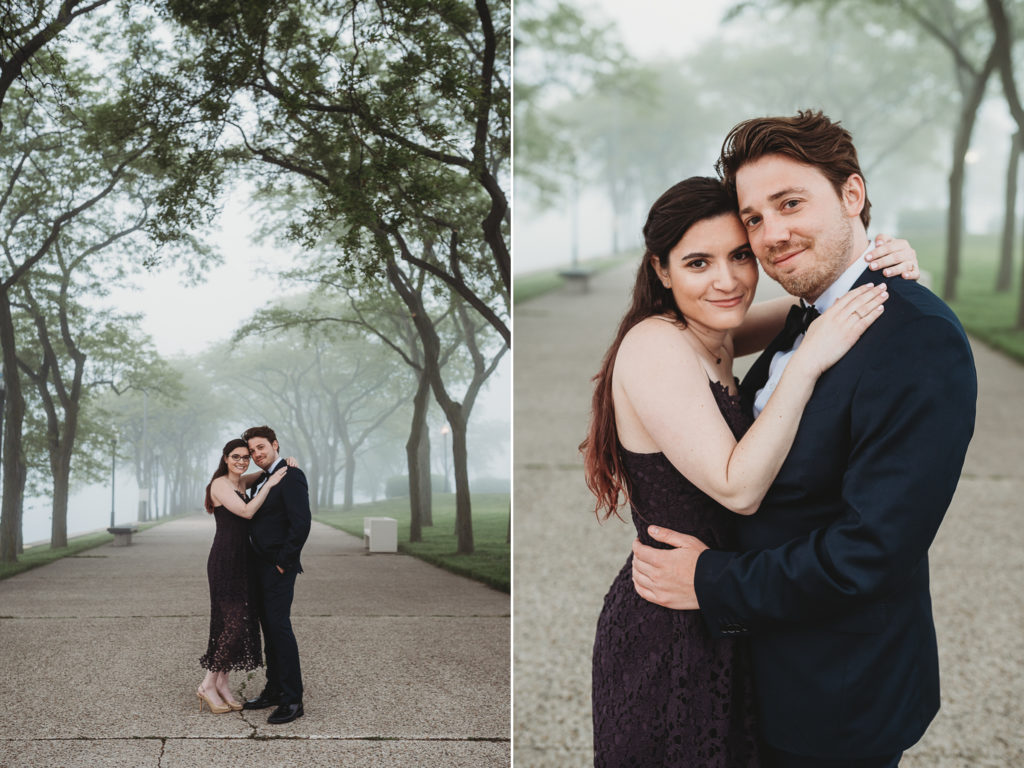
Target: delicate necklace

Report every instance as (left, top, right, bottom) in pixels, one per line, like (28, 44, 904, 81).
(691, 331, 726, 365)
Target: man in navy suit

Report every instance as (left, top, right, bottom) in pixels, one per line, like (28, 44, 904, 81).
(631, 111, 977, 767)
(241, 424, 311, 724)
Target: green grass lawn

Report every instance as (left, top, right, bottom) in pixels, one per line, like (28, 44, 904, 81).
(911, 232, 1024, 364)
(0, 515, 184, 581)
(315, 493, 510, 592)
(514, 253, 634, 305)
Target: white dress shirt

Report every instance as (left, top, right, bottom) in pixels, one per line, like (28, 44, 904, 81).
(752, 242, 876, 417)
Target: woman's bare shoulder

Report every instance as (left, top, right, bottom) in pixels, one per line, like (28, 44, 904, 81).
(621, 315, 687, 347)
(618, 315, 696, 363)
(209, 475, 232, 501)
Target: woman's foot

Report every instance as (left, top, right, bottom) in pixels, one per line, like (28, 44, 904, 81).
(197, 684, 231, 714)
(217, 688, 243, 710)
(215, 671, 243, 710)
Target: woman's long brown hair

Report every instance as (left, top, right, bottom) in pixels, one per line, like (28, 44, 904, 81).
(581, 177, 737, 520)
(204, 438, 248, 514)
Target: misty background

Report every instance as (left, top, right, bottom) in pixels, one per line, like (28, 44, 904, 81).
(2, 2, 509, 557)
(515, 0, 1024, 316)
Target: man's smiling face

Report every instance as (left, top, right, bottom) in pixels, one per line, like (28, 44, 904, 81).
(735, 153, 861, 303)
(247, 436, 279, 470)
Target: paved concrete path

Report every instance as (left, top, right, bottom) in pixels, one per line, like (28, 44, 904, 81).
(0, 515, 509, 767)
(513, 262, 1024, 766)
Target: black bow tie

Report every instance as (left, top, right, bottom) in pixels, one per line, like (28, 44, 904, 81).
(778, 302, 820, 351)
(251, 471, 270, 498)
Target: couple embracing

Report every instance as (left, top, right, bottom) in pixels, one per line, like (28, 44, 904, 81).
(584, 112, 978, 766)
(196, 425, 311, 725)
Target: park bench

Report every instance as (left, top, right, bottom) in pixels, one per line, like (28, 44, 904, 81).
(107, 525, 139, 547)
(363, 516, 398, 553)
(558, 267, 593, 293)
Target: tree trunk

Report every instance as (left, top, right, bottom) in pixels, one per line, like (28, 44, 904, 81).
(305, 462, 320, 516)
(1017, 219, 1024, 327)
(944, 55, 995, 301)
(0, 294, 26, 563)
(0, 398, 25, 563)
(343, 448, 355, 511)
(998, 132, 1021, 292)
(405, 376, 428, 542)
(406, 372, 433, 541)
(47, 394, 82, 548)
(449, 410, 473, 555)
(50, 446, 73, 549)
(418, 426, 433, 527)
(944, 140, 967, 302)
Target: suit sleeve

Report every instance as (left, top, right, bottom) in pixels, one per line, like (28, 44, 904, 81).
(276, 468, 312, 571)
(694, 314, 977, 635)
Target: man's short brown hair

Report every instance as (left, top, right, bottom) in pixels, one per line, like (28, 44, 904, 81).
(243, 425, 277, 444)
(716, 109, 871, 228)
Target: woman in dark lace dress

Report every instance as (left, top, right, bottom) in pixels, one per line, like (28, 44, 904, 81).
(196, 438, 287, 714)
(582, 177, 918, 766)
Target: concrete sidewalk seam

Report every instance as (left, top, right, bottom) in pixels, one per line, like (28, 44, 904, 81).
(0, 736, 512, 743)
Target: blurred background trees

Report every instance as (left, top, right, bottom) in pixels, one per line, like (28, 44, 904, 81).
(515, 0, 1024, 361)
(0, 0, 510, 561)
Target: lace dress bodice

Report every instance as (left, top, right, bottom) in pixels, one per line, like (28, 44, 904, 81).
(592, 380, 762, 767)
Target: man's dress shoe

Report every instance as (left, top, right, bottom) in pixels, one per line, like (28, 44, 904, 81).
(242, 691, 282, 710)
(267, 702, 304, 724)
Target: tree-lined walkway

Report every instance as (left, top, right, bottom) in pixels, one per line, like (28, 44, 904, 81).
(0, 516, 509, 766)
(513, 261, 1024, 766)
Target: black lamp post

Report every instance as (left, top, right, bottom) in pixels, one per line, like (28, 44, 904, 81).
(110, 435, 117, 528)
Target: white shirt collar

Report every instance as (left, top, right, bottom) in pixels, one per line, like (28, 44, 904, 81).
(810, 240, 874, 313)
(265, 457, 284, 475)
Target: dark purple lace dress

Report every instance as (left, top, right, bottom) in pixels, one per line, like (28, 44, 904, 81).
(199, 495, 262, 672)
(593, 381, 762, 767)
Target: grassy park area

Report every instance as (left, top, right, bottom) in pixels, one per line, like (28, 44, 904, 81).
(514, 253, 633, 305)
(0, 516, 181, 581)
(315, 493, 510, 592)
(914, 233, 1024, 365)
(0, 531, 116, 581)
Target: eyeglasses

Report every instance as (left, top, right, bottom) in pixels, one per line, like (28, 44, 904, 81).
(228, 454, 251, 462)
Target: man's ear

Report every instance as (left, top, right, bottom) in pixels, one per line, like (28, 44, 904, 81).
(841, 173, 866, 219)
(272, 440, 280, 453)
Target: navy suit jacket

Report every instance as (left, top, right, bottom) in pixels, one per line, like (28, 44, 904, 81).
(694, 268, 977, 759)
(249, 463, 311, 573)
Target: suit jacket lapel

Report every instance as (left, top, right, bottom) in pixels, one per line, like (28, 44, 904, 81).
(741, 266, 880, 403)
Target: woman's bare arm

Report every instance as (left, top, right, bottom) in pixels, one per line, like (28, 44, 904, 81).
(211, 468, 287, 520)
(241, 456, 298, 488)
(616, 285, 887, 515)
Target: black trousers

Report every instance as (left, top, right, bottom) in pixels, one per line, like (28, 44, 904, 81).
(767, 747, 902, 768)
(254, 560, 303, 704)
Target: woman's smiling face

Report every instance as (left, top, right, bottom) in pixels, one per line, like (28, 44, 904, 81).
(652, 212, 759, 331)
(225, 448, 251, 474)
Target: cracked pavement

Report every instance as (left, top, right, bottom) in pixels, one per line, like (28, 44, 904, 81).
(0, 516, 510, 767)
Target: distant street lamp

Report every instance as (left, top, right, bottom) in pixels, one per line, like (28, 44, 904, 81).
(110, 435, 117, 528)
(440, 424, 451, 493)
